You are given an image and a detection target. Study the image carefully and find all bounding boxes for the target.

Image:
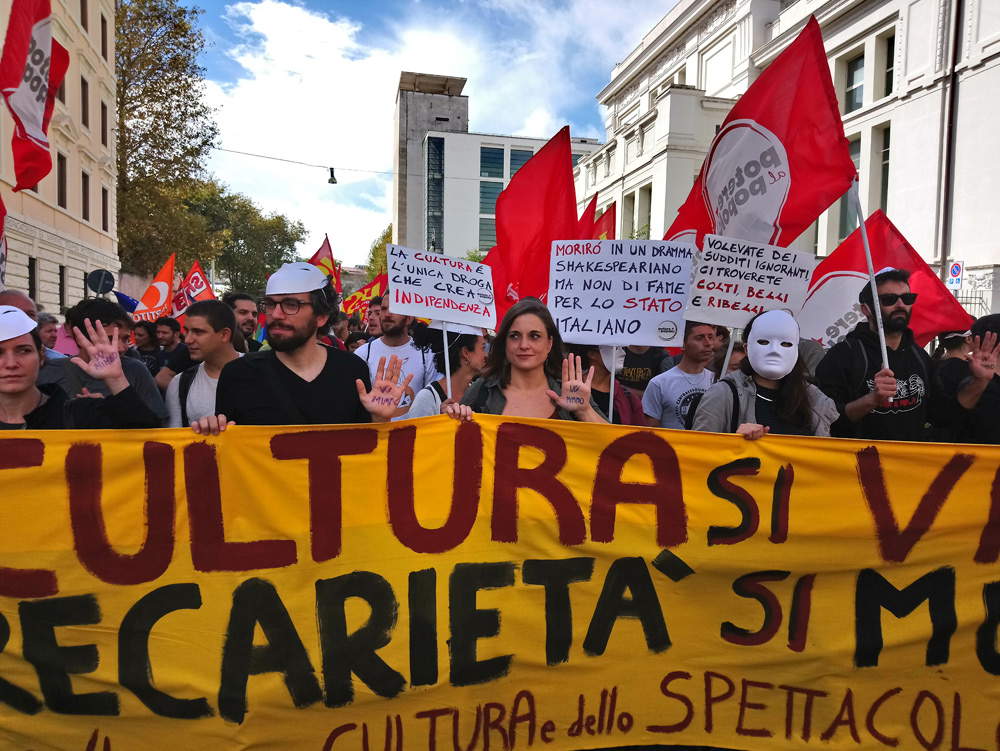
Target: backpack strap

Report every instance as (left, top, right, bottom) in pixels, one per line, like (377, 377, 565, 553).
(851, 338, 870, 397)
(725, 379, 740, 433)
(178, 364, 200, 427)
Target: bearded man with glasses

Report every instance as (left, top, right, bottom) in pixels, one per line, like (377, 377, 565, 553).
(191, 262, 413, 433)
(815, 268, 994, 441)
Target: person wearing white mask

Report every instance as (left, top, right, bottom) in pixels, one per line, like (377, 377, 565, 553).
(692, 309, 838, 439)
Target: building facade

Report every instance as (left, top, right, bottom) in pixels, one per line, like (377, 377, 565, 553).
(576, 0, 1000, 311)
(0, 0, 118, 311)
(393, 72, 600, 258)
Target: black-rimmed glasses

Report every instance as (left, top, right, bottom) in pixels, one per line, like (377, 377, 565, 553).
(258, 298, 314, 315)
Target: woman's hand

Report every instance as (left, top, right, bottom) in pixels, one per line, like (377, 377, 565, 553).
(443, 401, 474, 422)
(737, 423, 770, 440)
(546, 355, 604, 421)
(357, 355, 414, 422)
(71, 319, 128, 394)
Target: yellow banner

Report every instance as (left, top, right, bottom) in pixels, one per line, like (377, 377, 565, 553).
(1, 416, 998, 750)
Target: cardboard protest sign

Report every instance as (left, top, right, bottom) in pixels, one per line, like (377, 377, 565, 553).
(548, 239, 695, 346)
(388, 244, 496, 329)
(686, 234, 815, 327)
(2, 418, 999, 749)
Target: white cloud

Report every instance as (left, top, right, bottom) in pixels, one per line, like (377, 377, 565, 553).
(205, 0, 675, 266)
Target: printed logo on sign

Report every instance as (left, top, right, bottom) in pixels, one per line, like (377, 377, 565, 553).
(188, 272, 209, 296)
(657, 320, 678, 341)
(477, 289, 494, 305)
(703, 119, 791, 245)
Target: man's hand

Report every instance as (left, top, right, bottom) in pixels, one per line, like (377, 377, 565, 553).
(357, 355, 414, 422)
(71, 320, 128, 394)
(871, 367, 897, 406)
(968, 332, 1000, 381)
(191, 414, 236, 435)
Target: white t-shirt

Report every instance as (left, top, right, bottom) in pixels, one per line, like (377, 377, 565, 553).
(642, 365, 715, 429)
(354, 337, 441, 418)
(165, 356, 243, 428)
(407, 382, 447, 419)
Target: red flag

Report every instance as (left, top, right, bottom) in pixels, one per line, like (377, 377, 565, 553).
(594, 203, 616, 241)
(665, 16, 855, 247)
(488, 126, 577, 319)
(341, 273, 387, 316)
(577, 195, 598, 239)
(171, 261, 216, 327)
(0, 0, 69, 191)
(132, 254, 176, 323)
(308, 234, 342, 293)
(799, 211, 974, 348)
(0, 196, 7, 288)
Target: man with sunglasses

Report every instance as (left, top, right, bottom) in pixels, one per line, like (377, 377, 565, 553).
(191, 262, 413, 433)
(816, 268, 956, 440)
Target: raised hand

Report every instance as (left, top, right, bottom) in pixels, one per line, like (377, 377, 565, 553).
(545, 354, 598, 417)
(356, 355, 414, 422)
(70, 319, 128, 394)
(968, 332, 1000, 381)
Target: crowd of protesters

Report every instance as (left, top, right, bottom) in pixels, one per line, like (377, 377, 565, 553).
(2, 263, 999, 443)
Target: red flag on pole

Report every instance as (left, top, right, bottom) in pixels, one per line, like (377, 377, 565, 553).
(577, 195, 598, 239)
(799, 210, 974, 348)
(664, 16, 855, 247)
(0, 0, 69, 191)
(487, 126, 577, 319)
(341, 273, 387, 316)
(132, 254, 176, 323)
(308, 234, 342, 293)
(171, 261, 216, 327)
(594, 203, 616, 240)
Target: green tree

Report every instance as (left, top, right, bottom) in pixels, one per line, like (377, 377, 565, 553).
(366, 224, 392, 280)
(465, 249, 486, 263)
(116, 0, 219, 273)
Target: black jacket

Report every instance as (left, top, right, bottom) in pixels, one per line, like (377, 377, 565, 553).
(815, 323, 955, 441)
(1, 383, 162, 430)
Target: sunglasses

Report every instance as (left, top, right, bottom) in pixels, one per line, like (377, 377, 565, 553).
(878, 292, 918, 306)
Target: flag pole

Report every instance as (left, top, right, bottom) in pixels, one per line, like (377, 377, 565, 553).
(442, 322, 453, 401)
(719, 335, 736, 379)
(607, 346, 616, 424)
(850, 181, 890, 370)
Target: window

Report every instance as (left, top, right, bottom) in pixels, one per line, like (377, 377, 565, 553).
(101, 101, 108, 146)
(27, 184, 38, 193)
(59, 265, 67, 310)
(57, 153, 67, 208)
(479, 181, 502, 215)
(80, 0, 88, 30)
(83, 271, 89, 299)
(478, 217, 496, 251)
(510, 149, 532, 176)
(425, 136, 444, 252)
(102, 187, 109, 231)
(844, 54, 864, 113)
(57, 80, 65, 103)
(479, 147, 503, 178)
(879, 126, 891, 212)
(28, 258, 37, 301)
(883, 35, 895, 97)
(838, 138, 862, 240)
(101, 15, 108, 60)
(571, 153, 584, 167)
(81, 171, 90, 221)
(623, 192, 636, 238)
(80, 77, 89, 128)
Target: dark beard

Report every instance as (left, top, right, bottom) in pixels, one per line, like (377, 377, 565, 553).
(267, 326, 315, 352)
(883, 310, 911, 333)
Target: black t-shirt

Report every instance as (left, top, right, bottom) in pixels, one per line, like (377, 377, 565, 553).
(938, 359, 999, 444)
(166, 343, 193, 374)
(754, 386, 810, 436)
(247, 338, 263, 352)
(619, 348, 667, 392)
(215, 348, 372, 425)
(591, 388, 617, 425)
(137, 347, 168, 375)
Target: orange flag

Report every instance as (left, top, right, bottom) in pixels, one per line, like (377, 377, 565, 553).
(132, 254, 175, 323)
(309, 234, 342, 293)
(594, 202, 616, 240)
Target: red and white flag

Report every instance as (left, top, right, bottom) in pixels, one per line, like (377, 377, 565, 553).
(799, 211, 974, 348)
(0, 0, 69, 191)
(171, 261, 216, 326)
(664, 16, 855, 247)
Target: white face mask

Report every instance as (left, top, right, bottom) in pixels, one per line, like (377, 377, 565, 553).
(599, 345, 626, 374)
(746, 310, 799, 381)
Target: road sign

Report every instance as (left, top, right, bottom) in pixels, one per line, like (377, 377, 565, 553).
(946, 261, 964, 291)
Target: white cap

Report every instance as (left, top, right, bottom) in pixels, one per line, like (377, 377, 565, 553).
(0, 305, 37, 343)
(265, 262, 329, 295)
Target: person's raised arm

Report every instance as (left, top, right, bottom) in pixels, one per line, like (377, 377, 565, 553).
(356, 355, 413, 423)
(957, 332, 1000, 409)
(546, 355, 606, 423)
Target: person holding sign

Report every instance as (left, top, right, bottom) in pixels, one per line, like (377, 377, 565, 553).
(448, 298, 606, 422)
(693, 310, 838, 438)
(641, 321, 717, 429)
(406, 323, 487, 419)
(0, 306, 161, 429)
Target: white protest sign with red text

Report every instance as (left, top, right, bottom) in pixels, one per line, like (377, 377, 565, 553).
(387, 245, 496, 330)
(548, 239, 694, 346)
(685, 234, 815, 328)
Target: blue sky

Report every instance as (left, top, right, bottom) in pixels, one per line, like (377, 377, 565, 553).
(188, 0, 675, 264)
